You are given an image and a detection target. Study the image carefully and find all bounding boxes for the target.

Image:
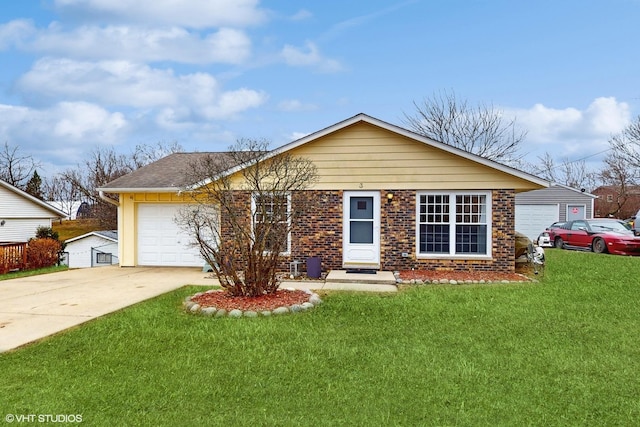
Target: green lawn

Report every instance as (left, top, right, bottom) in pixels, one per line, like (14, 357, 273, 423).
(0, 265, 67, 281)
(1, 250, 640, 426)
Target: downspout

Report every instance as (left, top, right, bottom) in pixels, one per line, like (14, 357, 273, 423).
(99, 190, 120, 207)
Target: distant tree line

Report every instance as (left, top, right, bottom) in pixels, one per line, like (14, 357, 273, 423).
(1, 141, 183, 229)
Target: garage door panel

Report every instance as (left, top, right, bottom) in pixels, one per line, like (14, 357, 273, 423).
(515, 204, 559, 242)
(137, 204, 204, 267)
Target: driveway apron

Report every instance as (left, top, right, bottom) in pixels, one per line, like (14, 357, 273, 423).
(0, 266, 217, 352)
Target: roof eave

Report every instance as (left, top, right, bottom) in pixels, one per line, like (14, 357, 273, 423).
(97, 187, 182, 193)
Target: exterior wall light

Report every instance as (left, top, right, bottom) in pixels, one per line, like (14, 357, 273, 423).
(386, 193, 393, 204)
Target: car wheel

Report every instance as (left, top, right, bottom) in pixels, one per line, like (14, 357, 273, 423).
(592, 237, 608, 254)
(554, 237, 564, 249)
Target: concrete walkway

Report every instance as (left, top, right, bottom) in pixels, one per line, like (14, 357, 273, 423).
(0, 266, 397, 353)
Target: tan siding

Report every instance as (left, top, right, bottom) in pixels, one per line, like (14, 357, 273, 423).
(120, 192, 192, 266)
(287, 122, 541, 191)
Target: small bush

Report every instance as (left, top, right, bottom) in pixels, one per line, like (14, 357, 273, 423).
(35, 226, 60, 241)
(27, 238, 62, 270)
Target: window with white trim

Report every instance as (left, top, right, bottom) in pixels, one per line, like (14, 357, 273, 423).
(417, 192, 491, 256)
(252, 193, 291, 253)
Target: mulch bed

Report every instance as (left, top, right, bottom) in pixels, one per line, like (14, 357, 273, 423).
(398, 269, 531, 282)
(190, 289, 311, 312)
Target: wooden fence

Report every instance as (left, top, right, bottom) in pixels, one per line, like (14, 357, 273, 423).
(0, 242, 28, 274)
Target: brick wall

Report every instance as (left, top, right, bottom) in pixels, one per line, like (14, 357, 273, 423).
(290, 190, 343, 271)
(223, 189, 516, 274)
(378, 189, 515, 273)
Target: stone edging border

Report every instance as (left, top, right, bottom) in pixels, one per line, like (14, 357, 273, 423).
(394, 273, 535, 285)
(183, 288, 323, 318)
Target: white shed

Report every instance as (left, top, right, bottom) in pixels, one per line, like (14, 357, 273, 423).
(0, 179, 66, 243)
(64, 231, 118, 268)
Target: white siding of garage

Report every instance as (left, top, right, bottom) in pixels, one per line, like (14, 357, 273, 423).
(137, 204, 204, 267)
(516, 185, 595, 221)
(515, 204, 560, 242)
(66, 235, 118, 268)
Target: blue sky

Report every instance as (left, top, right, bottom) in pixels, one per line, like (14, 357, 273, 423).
(0, 0, 638, 175)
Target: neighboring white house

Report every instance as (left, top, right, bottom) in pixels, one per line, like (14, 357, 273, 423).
(64, 231, 118, 268)
(515, 184, 597, 242)
(0, 179, 66, 242)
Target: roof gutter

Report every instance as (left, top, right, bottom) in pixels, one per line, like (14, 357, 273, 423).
(99, 190, 120, 207)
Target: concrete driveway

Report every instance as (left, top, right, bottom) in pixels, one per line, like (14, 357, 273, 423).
(0, 266, 218, 353)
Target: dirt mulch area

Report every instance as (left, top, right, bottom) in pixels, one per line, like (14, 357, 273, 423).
(398, 269, 531, 282)
(190, 289, 312, 312)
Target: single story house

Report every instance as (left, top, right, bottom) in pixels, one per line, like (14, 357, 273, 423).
(64, 230, 118, 268)
(0, 179, 66, 242)
(99, 113, 548, 273)
(515, 184, 597, 242)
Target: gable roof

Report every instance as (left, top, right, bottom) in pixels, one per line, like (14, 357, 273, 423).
(65, 230, 118, 244)
(99, 113, 549, 192)
(0, 179, 66, 218)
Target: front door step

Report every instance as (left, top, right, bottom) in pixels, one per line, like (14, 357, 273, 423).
(325, 270, 397, 285)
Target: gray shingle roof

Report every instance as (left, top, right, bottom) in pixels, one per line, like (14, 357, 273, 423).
(100, 152, 230, 190)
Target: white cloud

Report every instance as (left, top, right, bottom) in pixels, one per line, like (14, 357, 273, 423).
(290, 10, 312, 21)
(277, 99, 317, 112)
(0, 19, 36, 49)
(27, 25, 251, 64)
(53, 0, 266, 28)
(288, 132, 311, 141)
(281, 41, 342, 73)
(0, 102, 129, 166)
(508, 97, 632, 159)
(17, 58, 267, 120)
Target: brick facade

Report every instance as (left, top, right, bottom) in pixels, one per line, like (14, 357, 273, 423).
(286, 189, 516, 274)
(220, 189, 516, 274)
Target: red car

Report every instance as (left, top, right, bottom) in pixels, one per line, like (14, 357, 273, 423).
(553, 218, 640, 255)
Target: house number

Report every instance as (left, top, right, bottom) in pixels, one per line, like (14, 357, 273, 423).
(359, 183, 363, 188)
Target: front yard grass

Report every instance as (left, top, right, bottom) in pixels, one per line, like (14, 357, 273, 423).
(0, 265, 68, 281)
(1, 250, 639, 425)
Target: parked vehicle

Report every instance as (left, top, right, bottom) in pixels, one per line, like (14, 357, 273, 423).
(553, 218, 640, 255)
(536, 222, 565, 247)
(633, 209, 640, 236)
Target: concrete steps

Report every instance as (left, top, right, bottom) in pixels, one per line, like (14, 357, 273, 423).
(321, 270, 398, 292)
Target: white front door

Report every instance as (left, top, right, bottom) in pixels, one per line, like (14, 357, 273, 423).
(343, 191, 380, 268)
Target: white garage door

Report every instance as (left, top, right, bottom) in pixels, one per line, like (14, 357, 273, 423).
(515, 204, 559, 242)
(137, 204, 204, 267)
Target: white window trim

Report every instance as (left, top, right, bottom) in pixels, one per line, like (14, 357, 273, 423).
(415, 191, 492, 260)
(251, 192, 291, 255)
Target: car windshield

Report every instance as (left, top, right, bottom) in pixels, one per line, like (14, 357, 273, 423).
(588, 221, 631, 232)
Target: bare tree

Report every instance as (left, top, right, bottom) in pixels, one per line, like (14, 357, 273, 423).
(599, 150, 639, 218)
(176, 139, 318, 297)
(131, 141, 183, 169)
(596, 128, 640, 218)
(0, 142, 40, 189)
(60, 147, 133, 228)
(42, 175, 84, 219)
(59, 142, 184, 228)
(529, 152, 597, 190)
(609, 115, 640, 167)
(403, 90, 527, 165)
